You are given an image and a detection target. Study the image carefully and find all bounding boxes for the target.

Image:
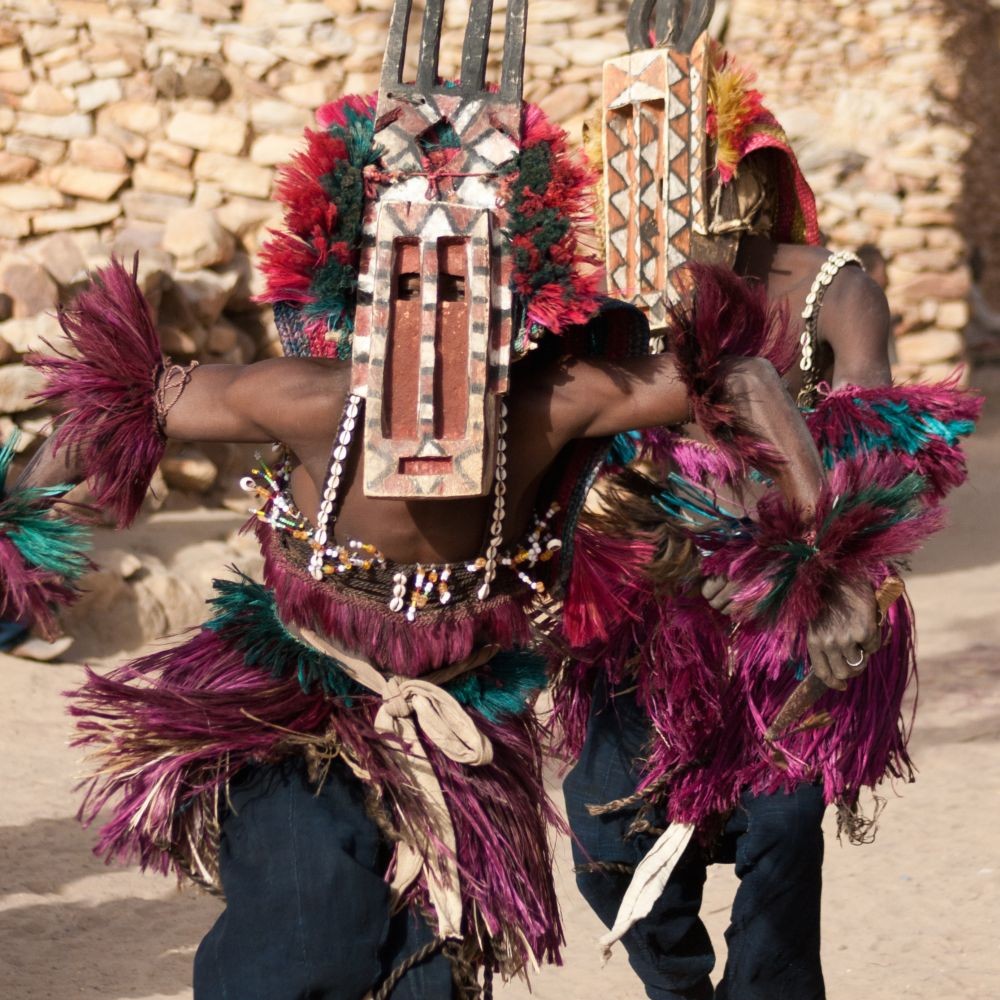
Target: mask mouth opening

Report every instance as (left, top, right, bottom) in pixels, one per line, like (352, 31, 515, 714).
(399, 457, 455, 476)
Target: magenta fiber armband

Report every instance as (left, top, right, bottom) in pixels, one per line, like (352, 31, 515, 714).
(31, 257, 166, 528)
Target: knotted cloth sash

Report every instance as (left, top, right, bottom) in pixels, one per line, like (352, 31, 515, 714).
(599, 821, 695, 956)
(296, 627, 497, 940)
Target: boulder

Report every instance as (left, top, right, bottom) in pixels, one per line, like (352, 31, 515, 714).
(49, 60, 92, 88)
(75, 78, 124, 113)
(0, 364, 46, 413)
(162, 207, 236, 270)
(120, 190, 191, 225)
(5, 135, 66, 166)
(167, 111, 247, 155)
(183, 64, 230, 101)
(0, 258, 59, 317)
(132, 164, 196, 198)
(32, 200, 122, 234)
(161, 448, 219, 494)
(0, 313, 64, 355)
(0, 184, 66, 212)
(33, 232, 89, 287)
(0, 44, 24, 72)
(193, 152, 273, 199)
(250, 133, 302, 167)
(250, 99, 310, 132)
(0, 211, 30, 240)
(175, 267, 242, 326)
(107, 101, 163, 135)
(895, 330, 965, 366)
(152, 64, 184, 99)
(206, 318, 240, 354)
(936, 301, 970, 331)
(146, 140, 195, 170)
(0, 153, 38, 183)
(538, 83, 591, 122)
(17, 112, 93, 142)
(68, 137, 128, 173)
(54, 165, 129, 202)
(214, 195, 280, 237)
(21, 81, 75, 116)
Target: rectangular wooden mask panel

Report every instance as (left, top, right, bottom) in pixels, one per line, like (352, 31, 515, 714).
(603, 40, 709, 332)
(352, 200, 511, 498)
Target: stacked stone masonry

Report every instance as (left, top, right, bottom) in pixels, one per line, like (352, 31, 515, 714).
(0, 0, 991, 499)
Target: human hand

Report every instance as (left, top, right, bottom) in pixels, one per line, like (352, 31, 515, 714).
(806, 582, 881, 691)
(700, 575, 741, 615)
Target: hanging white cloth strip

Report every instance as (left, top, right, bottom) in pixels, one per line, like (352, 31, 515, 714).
(296, 626, 496, 940)
(599, 821, 696, 957)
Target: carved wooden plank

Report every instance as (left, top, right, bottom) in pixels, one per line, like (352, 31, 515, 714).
(602, 39, 709, 332)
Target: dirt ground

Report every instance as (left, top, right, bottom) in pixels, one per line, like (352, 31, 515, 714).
(1, 373, 997, 1000)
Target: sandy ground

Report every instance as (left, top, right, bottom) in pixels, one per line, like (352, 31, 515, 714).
(1, 374, 998, 1000)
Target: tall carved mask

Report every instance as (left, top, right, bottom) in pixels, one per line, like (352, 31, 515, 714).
(350, 0, 527, 499)
(601, 0, 745, 338)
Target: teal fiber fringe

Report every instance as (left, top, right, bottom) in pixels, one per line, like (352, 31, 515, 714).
(205, 574, 546, 722)
(0, 431, 90, 580)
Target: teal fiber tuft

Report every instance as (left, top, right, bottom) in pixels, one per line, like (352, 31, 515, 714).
(444, 648, 547, 722)
(607, 431, 640, 467)
(0, 430, 91, 579)
(206, 575, 360, 699)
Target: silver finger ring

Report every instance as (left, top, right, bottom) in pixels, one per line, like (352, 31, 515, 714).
(845, 649, 865, 668)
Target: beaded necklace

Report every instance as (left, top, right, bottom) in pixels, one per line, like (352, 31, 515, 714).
(242, 394, 562, 620)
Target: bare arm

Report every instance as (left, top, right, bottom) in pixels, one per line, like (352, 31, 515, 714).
(16, 356, 344, 499)
(822, 269, 893, 389)
(562, 348, 878, 679)
(160, 357, 343, 446)
(553, 352, 825, 511)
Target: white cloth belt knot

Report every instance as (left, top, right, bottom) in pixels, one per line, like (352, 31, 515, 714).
(297, 627, 498, 940)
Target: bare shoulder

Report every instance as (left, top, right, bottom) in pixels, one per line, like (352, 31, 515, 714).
(771, 243, 832, 273)
(766, 243, 831, 292)
(234, 356, 351, 442)
(823, 263, 890, 331)
(819, 262, 892, 385)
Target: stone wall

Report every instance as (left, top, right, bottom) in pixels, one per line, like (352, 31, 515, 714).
(0, 0, 989, 492)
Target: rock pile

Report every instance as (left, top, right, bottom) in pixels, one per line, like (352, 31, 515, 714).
(0, 0, 984, 490)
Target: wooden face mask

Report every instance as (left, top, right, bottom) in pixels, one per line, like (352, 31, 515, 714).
(602, 0, 736, 335)
(351, 0, 526, 499)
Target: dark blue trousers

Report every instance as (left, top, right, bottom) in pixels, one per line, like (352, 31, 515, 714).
(563, 681, 826, 1000)
(193, 759, 454, 1000)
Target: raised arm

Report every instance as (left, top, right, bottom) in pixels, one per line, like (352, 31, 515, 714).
(16, 355, 334, 492)
(565, 264, 881, 687)
(25, 259, 349, 525)
(554, 352, 824, 511)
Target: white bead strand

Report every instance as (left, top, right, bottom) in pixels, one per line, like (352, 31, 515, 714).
(309, 393, 362, 581)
